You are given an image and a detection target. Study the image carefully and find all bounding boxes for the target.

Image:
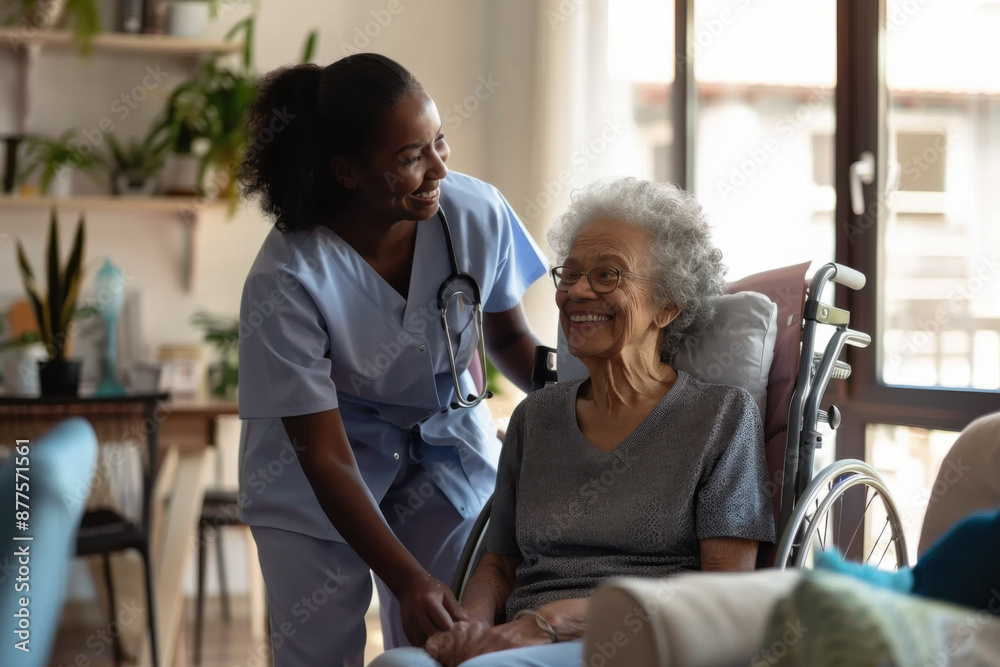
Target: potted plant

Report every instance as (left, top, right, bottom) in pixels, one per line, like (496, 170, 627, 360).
(153, 77, 213, 196)
(190, 310, 238, 398)
(21, 130, 105, 196)
(0, 332, 47, 396)
(3, 0, 101, 54)
(105, 128, 170, 196)
(166, 0, 217, 38)
(1, 0, 65, 29)
(16, 208, 88, 396)
(154, 17, 316, 212)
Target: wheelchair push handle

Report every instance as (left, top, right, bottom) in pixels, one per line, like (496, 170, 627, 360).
(830, 263, 866, 291)
(808, 262, 866, 302)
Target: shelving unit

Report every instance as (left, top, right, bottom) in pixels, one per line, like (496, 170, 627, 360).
(0, 27, 241, 56)
(0, 196, 226, 292)
(1, 24, 244, 667)
(1, 29, 240, 293)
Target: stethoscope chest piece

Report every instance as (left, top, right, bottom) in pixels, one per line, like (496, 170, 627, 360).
(435, 207, 492, 409)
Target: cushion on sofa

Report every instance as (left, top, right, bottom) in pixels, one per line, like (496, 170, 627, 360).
(760, 572, 1000, 666)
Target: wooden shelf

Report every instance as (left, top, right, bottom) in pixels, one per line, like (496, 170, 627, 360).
(0, 28, 241, 56)
(1, 195, 227, 292)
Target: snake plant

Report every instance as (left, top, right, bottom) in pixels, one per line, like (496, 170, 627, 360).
(15, 208, 87, 361)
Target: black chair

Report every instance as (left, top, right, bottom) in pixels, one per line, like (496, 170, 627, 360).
(75, 400, 162, 667)
(193, 489, 244, 667)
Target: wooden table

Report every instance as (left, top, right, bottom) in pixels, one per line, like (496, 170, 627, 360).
(0, 393, 240, 667)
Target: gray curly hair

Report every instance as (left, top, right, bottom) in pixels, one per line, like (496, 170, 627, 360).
(547, 177, 727, 363)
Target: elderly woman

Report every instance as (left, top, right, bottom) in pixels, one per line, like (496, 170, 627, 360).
(369, 177, 775, 667)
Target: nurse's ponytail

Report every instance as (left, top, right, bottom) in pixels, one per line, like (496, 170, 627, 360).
(239, 54, 421, 233)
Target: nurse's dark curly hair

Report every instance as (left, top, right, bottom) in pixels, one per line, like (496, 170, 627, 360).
(238, 53, 421, 233)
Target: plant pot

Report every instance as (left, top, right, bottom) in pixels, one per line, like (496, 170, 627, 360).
(2, 135, 26, 195)
(162, 153, 201, 195)
(207, 358, 238, 399)
(168, 1, 211, 38)
(37, 358, 82, 397)
(114, 172, 158, 197)
(49, 167, 73, 197)
(202, 161, 238, 201)
(2, 343, 48, 397)
(21, 0, 67, 29)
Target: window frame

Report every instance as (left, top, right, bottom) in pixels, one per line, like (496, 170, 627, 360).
(834, 0, 999, 454)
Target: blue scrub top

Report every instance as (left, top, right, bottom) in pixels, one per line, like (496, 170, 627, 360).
(237, 172, 548, 542)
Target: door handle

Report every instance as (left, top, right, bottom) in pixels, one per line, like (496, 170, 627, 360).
(849, 151, 875, 215)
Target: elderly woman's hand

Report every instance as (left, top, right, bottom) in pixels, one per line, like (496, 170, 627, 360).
(465, 614, 554, 658)
(425, 618, 492, 667)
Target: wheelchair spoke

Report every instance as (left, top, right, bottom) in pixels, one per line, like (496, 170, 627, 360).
(836, 494, 844, 549)
(815, 497, 826, 552)
(876, 532, 894, 569)
(865, 516, 890, 564)
(794, 497, 822, 551)
(844, 486, 878, 556)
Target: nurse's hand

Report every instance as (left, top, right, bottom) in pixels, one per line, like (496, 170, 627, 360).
(425, 619, 492, 667)
(397, 573, 468, 646)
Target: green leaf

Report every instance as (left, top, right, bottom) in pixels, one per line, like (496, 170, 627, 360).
(243, 17, 254, 72)
(66, 0, 101, 55)
(106, 132, 128, 169)
(60, 215, 86, 330)
(223, 16, 254, 72)
(223, 17, 248, 41)
(16, 241, 47, 349)
(39, 161, 56, 195)
(45, 209, 63, 358)
(300, 30, 317, 64)
(0, 332, 43, 352)
(196, 150, 213, 195)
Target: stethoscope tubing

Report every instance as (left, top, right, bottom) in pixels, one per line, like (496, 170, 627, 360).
(435, 207, 493, 409)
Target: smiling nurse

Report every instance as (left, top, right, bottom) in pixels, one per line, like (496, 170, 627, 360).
(235, 54, 548, 667)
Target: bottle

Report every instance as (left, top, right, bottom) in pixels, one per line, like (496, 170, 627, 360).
(142, 0, 169, 34)
(119, 0, 144, 33)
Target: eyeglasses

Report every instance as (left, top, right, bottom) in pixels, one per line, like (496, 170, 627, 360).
(551, 266, 649, 294)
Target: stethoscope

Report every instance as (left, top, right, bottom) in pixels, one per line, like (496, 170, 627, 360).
(435, 206, 494, 409)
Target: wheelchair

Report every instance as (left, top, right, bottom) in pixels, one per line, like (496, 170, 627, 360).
(451, 262, 908, 602)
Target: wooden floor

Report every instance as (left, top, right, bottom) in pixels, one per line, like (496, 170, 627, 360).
(48, 598, 386, 667)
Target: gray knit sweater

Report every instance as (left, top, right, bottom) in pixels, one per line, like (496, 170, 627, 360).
(482, 370, 775, 621)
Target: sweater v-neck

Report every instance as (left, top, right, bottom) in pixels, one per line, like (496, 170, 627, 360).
(569, 371, 689, 455)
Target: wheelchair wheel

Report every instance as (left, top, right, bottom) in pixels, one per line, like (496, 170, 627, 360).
(775, 459, 909, 570)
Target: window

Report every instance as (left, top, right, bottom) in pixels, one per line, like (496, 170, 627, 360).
(866, 424, 960, 564)
(692, 0, 837, 281)
(608, 0, 674, 183)
(561, 1, 1000, 533)
(878, 0, 1000, 391)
